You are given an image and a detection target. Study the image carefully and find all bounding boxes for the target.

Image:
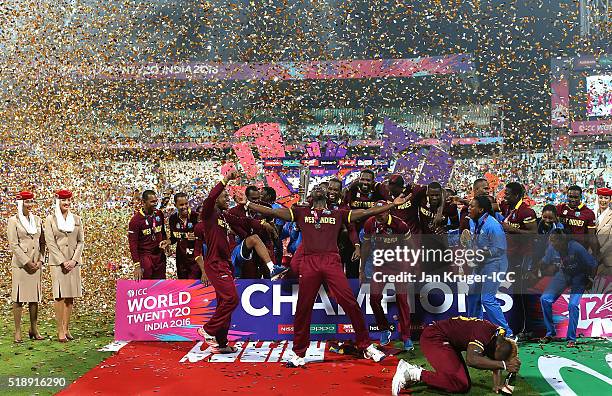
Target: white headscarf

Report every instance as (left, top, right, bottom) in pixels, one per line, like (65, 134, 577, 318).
(55, 199, 75, 233)
(595, 198, 612, 225)
(17, 199, 37, 235)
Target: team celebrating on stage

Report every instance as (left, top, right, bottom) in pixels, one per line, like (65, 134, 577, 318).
(11, 167, 607, 394)
(119, 166, 610, 393)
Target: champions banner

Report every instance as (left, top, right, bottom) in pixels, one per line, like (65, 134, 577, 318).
(113, 279, 610, 342)
(116, 279, 495, 341)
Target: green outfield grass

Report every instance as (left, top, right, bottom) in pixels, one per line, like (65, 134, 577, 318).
(518, 338, 611, 396)
(0, 312, 114, 396)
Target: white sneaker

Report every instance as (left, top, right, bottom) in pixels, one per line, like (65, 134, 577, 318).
(404, 362, 423, 385)
(391, 359, 409, 396)
(197, 327, 218, 347)
(286, 351, 306, 368)
(364, 344, 386, 362)
(391, 360, 422, 395)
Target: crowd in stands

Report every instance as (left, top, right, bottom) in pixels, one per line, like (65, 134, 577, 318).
(450, 149, 611, 211)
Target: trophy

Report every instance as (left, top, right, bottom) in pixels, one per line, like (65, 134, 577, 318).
(297, 166, 311, 206)
(459, 228, 475, 271)
(459, 229, 473, 248)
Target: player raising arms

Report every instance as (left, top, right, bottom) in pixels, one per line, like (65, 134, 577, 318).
(342, 169, 387, 277)
(195, 171, 276, 353)
(244, 183, 410, 367)
(392, 317, 520, 395)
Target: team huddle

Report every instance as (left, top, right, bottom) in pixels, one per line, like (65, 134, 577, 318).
(126, 168, 610, 394)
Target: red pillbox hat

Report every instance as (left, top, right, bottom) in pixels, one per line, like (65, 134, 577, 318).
(17, 191, 34, 200)
(596, 187, 612, 197)
(55, 190, 73, 199)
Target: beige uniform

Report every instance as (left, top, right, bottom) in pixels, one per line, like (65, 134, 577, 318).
(596, 207, 612, 275)
(7, 215, 45, 302)
(44, 214, 85, 298)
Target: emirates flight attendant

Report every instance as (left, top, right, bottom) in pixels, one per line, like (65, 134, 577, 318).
(7, 191, 45, 343)
(44, 190, 85, 342)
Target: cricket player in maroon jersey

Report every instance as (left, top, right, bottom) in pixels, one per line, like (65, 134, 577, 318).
(361, 203, 414, 350)
(328, 178, 361, 263)
(457, 178, 499, 232)
(128, 190, 171, 280)
(382, 174, 427, 236)
(343, 169, 387, 211)
(556, 185, 597, 252)
(246, 183, 410, 367)
(497, 182, 537, 337)
(392, 317, 520, 395)
(194, 172, 277, 353)
(284, 179, 362, 278)
(418, 182, 459, 275)
(169, 193, 201, 279)
(227, 186, 278, 279)
(499, 182, 537, 268)
(380, 174, 427, 277)
(342, 169, 387, 278)
(418, 182, 460, 234)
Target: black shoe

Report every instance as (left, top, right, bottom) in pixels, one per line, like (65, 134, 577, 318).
(214, 345, 238, 354)
(539, 335, 554, 344)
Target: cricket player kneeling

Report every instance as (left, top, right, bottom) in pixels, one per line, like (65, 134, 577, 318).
(392, 317, 520, 395)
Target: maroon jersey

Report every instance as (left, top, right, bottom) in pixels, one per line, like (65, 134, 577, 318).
(169, 210, 199, 261)
(418, 199, 459, 234)
(128, 209, 167, 263)
(196, 182, 264, 263)
(328, 199, 360, 245)
(342, 182, 386, 231)
(381, 184, 427, 235)
(226, 203, 271, 244)
(289, 206, 351, 255)
(499, 199, 536, 255)
(431, 316, 502, 352)
(556, 203, 596, 235)
(363, 214, 410, 239)
(343, 182, 386, 209)
(363, 215, 410, 272)
(193, 222, 206, 260)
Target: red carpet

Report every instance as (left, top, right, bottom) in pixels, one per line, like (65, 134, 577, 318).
(59, 341, 401, 396)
